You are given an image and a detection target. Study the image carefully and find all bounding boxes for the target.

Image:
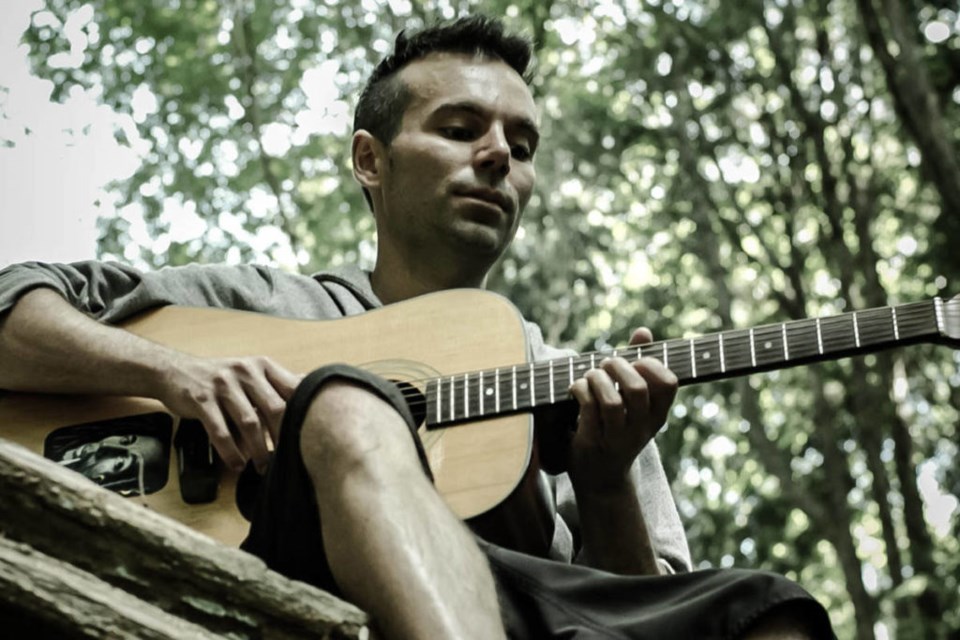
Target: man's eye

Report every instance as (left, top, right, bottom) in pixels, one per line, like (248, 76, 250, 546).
(511, 144, 532, 161)
(441, 126, 474, 140)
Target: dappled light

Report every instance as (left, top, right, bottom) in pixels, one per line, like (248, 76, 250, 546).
(3, 0, 959, 638)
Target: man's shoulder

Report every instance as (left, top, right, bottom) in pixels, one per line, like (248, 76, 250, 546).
(521, 319, 577, 362)
(308, 265, 381, 310)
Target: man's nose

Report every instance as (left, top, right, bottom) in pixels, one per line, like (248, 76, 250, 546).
(474, 126, 511, 178)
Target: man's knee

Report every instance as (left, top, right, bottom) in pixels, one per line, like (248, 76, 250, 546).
(299, 379, 420, 479)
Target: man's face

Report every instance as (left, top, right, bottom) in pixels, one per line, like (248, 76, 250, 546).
(373, 52, 538, 265)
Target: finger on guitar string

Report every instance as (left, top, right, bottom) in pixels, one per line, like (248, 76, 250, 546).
(623, 328, 678, 427)
(219, 379, 273, 469)
(191, 399, 247, 471)
(217, 356, 303, 470)
(590, 359, 637, 432)
(158, 353, 297, 471)
(568, 376, 601, 432)
(571, 355, 677, 449)
(231, 357, 295, 442)
(261, 358, 304, 441)
(569, 358, 636, 440)
(628, 326, 654, 346)
(567, 358, 655, 491)
(631, 357, 678, 429)
(601, 357, 653, 421)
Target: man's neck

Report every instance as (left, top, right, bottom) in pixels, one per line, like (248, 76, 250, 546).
(370, 258, 489, 305)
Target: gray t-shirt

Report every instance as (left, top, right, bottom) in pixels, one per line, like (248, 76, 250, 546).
(0, 260, 692, 572)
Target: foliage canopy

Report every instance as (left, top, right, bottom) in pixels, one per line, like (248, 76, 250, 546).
(12, 1, 960, 637)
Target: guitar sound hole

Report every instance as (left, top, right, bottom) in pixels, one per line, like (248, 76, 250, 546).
(394, 381, 427, 426)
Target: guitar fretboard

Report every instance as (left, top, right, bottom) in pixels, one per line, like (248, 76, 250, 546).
(425, 297, 955, 427)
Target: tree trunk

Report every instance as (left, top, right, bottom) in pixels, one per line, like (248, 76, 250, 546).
(855, 0, 960, 252)
(0, 438, 373, 640)
(0, 536, 222, 640)
(809, 371, 880, 640)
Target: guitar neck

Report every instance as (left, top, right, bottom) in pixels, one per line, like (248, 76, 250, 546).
(426, 297, 959, 428)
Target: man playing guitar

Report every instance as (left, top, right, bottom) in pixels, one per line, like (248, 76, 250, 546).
(0, 15, 834, 639)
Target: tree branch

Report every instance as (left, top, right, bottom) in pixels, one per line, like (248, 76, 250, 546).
(0, 438, 372, 639)
(232, 6, 306, 261)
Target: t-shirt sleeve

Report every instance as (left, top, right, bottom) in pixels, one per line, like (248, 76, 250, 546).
(0, 261, 332, 324)
(0, 261, 158, 321)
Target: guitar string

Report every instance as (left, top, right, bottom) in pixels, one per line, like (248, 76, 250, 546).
(393, 305, 940, 418)
(395, 309, 940, 415)
(412, 310, 937, 387)
(397, 317, 933, 394)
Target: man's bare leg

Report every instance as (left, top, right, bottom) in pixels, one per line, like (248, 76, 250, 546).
(300, 381, 506, 640)
(741, 605, 818, 639)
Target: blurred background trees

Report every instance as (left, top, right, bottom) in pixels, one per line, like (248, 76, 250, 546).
(8, 0, 959, 637)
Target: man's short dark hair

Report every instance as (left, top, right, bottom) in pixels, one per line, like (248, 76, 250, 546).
(353, 15, 534, 208)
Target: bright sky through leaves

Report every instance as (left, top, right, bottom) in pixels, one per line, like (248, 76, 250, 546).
(0, 0, 135, 264)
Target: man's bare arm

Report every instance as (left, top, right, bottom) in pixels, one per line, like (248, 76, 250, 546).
(569, 472, 662, 575)
(0, 288, 299, 470)
(566, 329, 678, 575)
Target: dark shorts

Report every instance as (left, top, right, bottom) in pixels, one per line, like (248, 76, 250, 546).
(240, 365, 835, 639)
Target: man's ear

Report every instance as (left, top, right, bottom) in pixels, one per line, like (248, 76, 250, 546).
(352, 130, 385, 190)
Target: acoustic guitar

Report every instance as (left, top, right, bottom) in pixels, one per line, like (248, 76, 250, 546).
(1, 289, 957, 548)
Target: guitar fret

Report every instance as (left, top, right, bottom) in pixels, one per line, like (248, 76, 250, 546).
(692, 335, 722, 378)
(436, 379, 442, 422)
(785, 319, 820, 359)
(749, 328, 757, 367)
(568, 356, 574, 387)
(463, 374, 470, 419)
(665, 341, 692, 379)
(662, 342, 668, 368)
(782, 323, 789, 360)
(891, 307, 900, 340)
(449, 376, 455, 420)
(529, 363, 535, 405)
(721, 329, 751, 372)
(753, 325, 784, 367)
(494, 368, 500, 413)
(689, 339, 697, 378)
(853, 311, 861, 348)
(859, 307, 897, 345)
(549, 362, 555, 404)
(512, 365, 518, 410)
(816, 318, 823, 354)
(479, 371, 484, 415)
(718, 333, 726, 373)
(820, 313, 857, 351)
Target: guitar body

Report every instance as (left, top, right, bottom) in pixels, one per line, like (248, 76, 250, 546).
(0, 290, 537, 547)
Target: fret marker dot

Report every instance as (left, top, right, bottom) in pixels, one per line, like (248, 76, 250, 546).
(703, 351, 711, 360)
(520, 383, 528, 390)
(485, 388, 494, 396)
(764, 341, 773, 349)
